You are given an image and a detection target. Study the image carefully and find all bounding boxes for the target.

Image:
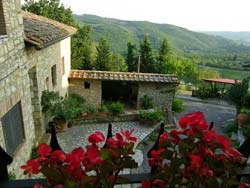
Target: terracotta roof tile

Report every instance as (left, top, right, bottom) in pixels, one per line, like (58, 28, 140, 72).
(69, 70, 179, 84)
(22, 11, 77, 49)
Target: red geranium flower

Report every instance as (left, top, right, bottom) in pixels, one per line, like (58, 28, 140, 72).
(51, 150, 66, 162)
(88, 131, 105, 144)
(159, 132, 168, 143)
(21, 160, 40, 177)
(37, 144, 52, 157)
(240, 183, 250, 188)
(121, 129, 137, 142)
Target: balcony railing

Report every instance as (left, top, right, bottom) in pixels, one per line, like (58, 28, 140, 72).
(1, 122, 250, 188)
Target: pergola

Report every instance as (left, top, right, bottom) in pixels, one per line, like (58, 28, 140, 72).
(202, 78, 241, 97)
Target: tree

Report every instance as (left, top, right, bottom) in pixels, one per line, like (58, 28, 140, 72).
(139, 35, 155, 73)
(126, 42, 137, 72)
(95, 38, 112, 71)
(71, 25, 94, 70)
(157, 39, 171, 73)
(22, 0, 76, 27)
(110, 53, 127, 72)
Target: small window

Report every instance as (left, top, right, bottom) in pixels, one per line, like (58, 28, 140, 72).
(84, 82, 90, 89)
(61, 57, 65, 75)
(51, 65, 57, 87)
(1, 102, 25, 156)
(0, 0, 7, 35)
(45, 77, 49, 90)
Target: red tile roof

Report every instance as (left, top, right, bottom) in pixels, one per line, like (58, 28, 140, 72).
(203, 78, 241, 84)
(69, 70, 179, 83)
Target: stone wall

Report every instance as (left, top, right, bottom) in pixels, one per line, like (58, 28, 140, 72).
(0, 0, 35, 178)
(69, 79, 102, 107)
(137, 82, 177, 111)
(25, 37, 70, 138)
(0, 0, 72, 178)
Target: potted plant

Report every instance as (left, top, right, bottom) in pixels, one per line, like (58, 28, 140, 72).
(237, 108, 250, 127)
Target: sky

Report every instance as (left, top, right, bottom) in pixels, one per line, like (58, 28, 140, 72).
(59, 0, 250, 31)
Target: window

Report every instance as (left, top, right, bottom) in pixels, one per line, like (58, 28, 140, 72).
(61, 57, 65, 75)
(0, 0, 7, 35)
(1, 102, 25, 156)
(51, 65, 57, 87)
(45, 77, 49, 90)
(84, 82, 90, 89)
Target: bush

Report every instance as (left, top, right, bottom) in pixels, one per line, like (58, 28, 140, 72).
(192, 82, 212, 99)
(98, 105, 108, 112)
(225, 122, 238, 134)
(139, 110, 163, 123)
(172, 98, 185, 113)
(41, 91, 62, 113)
(86, 106, 97, 114)
(68, 93, 85, 108)
(106, 102, 124, 116)
(139, 95, 154, 109)
(240, 108, 250, 115)
(242, 125, 250, 137)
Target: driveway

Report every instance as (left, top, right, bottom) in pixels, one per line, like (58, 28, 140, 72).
(175, 98, 236, 135)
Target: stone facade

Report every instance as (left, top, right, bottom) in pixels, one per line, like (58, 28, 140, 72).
(137, 83, 177, 111)
(69, 79, 102, 107)
(0, 0, 72, 178)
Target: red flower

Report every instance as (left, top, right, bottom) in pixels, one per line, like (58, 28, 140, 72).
(215, 135, 231, 148)
(240, 183, 250, 188)
(152, 179, 165, 186)
(115, 133, 127, 146)
(179, 111, 207, 130)
(201, 167, 214, 177)
(21, 160, 40, 177)
(189, 154, 203, 169)
(51, 150, 66, 162)
(159, 132, 168, 143)
(37, 144, 52, 157)
(107, 137, 119, 149)
(33, 184, 43, 188)
(141, 180, 151, 188)
(121, 129, 137, 142)
(203, 130, 216, 142)
(54, 185, 63, 188)
(88, 131, 105, 144)
(170, 129, 182, 142)
(151, 148, 166, 159)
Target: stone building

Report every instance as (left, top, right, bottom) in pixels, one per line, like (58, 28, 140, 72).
(0, 0, 76, 178)
(69, 70, 179, 111)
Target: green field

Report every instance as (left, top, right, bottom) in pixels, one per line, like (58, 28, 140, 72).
(202, 66, 249, 80)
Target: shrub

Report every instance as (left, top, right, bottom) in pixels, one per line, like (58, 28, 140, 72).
(140, 95, 154, 109)
(240, 108, 250, 115)
(106, 102, 124, 116)
(225, 122, 238, 134)
(192, 82, 212, 99)
(86, 106, 97, 114)
(139, 110, 163, 123)
(242, 125, 250, 137)
(68, 93, 85, 108)
(172, 98, 185, 113)
(98, 105, 108, 112)
(41, 90, 62, 113)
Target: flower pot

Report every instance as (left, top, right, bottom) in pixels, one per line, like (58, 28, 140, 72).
(237, 113, 250, 126)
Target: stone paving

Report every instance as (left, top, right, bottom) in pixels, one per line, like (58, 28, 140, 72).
(57, 121, 156, 153)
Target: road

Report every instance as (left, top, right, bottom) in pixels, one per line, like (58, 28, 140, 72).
(175, 99, 236, 134)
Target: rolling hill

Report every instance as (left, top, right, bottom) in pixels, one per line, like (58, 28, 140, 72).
(73, 14, 250, 56)
(203, 31, 250, 45)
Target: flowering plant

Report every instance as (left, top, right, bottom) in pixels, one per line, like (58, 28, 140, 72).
(21, 129, 138, 188)
(142, 112, 245, 188)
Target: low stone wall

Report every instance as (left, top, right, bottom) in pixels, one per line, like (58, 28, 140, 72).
(73, 113, 139, 125)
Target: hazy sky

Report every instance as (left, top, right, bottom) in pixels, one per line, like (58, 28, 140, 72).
(59, 0, 250, 31)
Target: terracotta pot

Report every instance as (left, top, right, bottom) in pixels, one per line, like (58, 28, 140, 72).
(237, 113, 250, 126)
(55, 121, 68, 131)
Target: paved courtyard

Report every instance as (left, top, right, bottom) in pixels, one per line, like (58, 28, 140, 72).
(57, 121, 156, 153)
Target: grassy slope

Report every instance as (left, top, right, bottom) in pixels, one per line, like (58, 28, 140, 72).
(74, 14, 250, 55)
